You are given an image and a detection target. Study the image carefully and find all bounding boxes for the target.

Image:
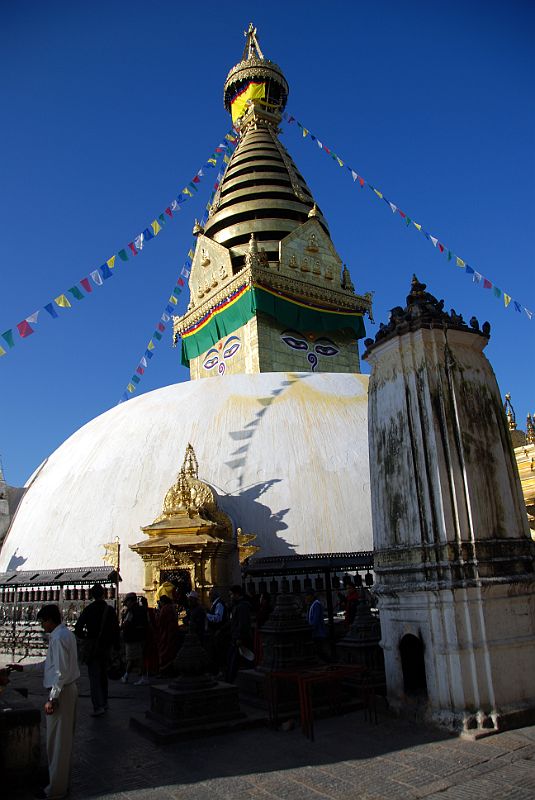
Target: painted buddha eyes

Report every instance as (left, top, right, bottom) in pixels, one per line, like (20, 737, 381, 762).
(314, 339, 339, 357)
(203, 349, 219, 370)
(202, 336, 242, 372)
(280, 330, 339, 371)
(281, 331, 309, 351)
(223, 336, 241, 359)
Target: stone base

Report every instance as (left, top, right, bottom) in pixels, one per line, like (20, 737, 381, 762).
(0, 688, 41, 784)
(388, 694, 535, 739)
(130, 679, 252, 742)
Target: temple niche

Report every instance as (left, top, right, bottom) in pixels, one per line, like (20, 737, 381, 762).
(130, 444, 257, 607)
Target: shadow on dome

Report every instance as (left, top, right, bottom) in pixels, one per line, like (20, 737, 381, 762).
(5, 549, 28, 571)
(218, 478, 295, 556)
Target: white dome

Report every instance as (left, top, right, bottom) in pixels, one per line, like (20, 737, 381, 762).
(0, 372, 371, 593)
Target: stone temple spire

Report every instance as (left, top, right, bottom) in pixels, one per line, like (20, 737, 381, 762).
(173, 27, 372, 380)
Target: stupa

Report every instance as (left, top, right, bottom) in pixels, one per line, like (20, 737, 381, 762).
(0, 26, 373, 594)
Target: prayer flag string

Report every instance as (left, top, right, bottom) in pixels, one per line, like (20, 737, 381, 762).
(0, 133, 237, 360)
(282, 113, 532, 322)
(117, 139, 237, 400)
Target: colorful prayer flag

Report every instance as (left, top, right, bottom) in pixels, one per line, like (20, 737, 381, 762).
(128, 242, 138, 256)
(413, 222, 422, 231)
(151, 220, 162, 235)
(504, 293, 511, 307)
(118, 249, 129, 262)
(100, 264, 113, 280)
(90, 270, 103, 286)
(483, 279, 492, 289)
(44, 303, 58, 319)
(55, 295, 71, 308)
(81, 278, 92, 293)
(147, 340, 155, 351)
(17, 320, 34, 338)
(68, 286, 84, 301)
(26, 311, 40, 324)
(127, 383, 135, 393)
(1, 330, 15, 348)
(153, 331, 162, 341)
(456, 257, 465, 267)
(107, 255, 116, 269)
(0, 346, 6, 357)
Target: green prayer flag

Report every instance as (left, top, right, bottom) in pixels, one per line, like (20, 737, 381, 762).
(448, 251, 452, 261)
(1, 329, 14, 348)
(158, 214, 166, 225)
(68, 286, 84, 301)
(131, 375, 141, 384)
(153, 331, 163, 341)
(118, 249, 129, 262)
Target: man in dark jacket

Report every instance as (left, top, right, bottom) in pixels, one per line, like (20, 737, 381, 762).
(226, 584, 253, 682)
(74, 584, 119, 716)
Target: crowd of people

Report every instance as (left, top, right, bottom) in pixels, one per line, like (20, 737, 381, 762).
(1, 578, 367, 799)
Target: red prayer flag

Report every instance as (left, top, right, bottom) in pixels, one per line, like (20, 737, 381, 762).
(136, 366, 144, 375)
(323, 146, 331, 154)
(128, 242, 138, 256)
(80, 277, 92, 293)
(438, 243, 444, 253)
(158, 322, 165, 332)
(17, 320, 34, 338)
(483, 279, 492, 289)
(192, 176, 200, 184)
(398, 210, 406, 219)
(178, 278, 185, 287)
(359, 177, 365, 188)
(165, 207, 172, 217)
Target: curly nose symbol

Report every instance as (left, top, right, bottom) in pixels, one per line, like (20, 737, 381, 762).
(307, 352, 318, 372)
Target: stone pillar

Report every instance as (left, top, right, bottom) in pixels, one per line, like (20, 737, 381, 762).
(363, 276, 535, 735)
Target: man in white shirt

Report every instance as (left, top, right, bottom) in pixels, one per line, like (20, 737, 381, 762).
(11, 604, 80, 800)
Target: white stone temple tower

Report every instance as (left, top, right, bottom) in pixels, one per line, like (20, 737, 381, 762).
(364, 276, 535, 735)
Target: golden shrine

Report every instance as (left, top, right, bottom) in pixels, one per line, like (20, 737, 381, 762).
(130, 444, 258, 606)
(505, 394, 535, 540)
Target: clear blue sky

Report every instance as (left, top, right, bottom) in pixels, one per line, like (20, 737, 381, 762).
(1, 1, 534, 486)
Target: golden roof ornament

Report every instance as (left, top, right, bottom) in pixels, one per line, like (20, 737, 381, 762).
(526, 414, 535, 445)
(341, 264, 355, 293)
(504, 393, 517, 431)
(192, 219, 204, 236)
(308, 203, 320, 219)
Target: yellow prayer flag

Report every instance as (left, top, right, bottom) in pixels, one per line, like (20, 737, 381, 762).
(373, 189, 383, 199)
(147, 340, 155, 351)
(456, 257, 465, 268)
(127, 383, 135, 393)
(0, 346, 6, 357)
(169, 295, 178, 305)
(504, 293, 511, 307)
(302, 128, 309, 138)
(55, 294, 71, 308)
(413, 222, 422, 231)
(223, 155, 230, 164)
(151, 220, 162, 235)
(231, 81, 265, 122)
(188, 249, 195, 259)
(183, 188, 193, 197)
(107, 255, 116, 269)
(336, 157, 344, 167)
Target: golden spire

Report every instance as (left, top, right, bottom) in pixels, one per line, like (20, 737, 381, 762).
(504, 393, 517, 431)
(242, 22, 265, 61)
(526, 414, 535, 445)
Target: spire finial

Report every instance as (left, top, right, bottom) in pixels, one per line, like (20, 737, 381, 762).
(504, 393, 517, 431)
(242, 22, 264, 61)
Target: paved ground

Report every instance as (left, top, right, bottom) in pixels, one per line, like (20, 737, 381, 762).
(5, 665, 535, 800)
